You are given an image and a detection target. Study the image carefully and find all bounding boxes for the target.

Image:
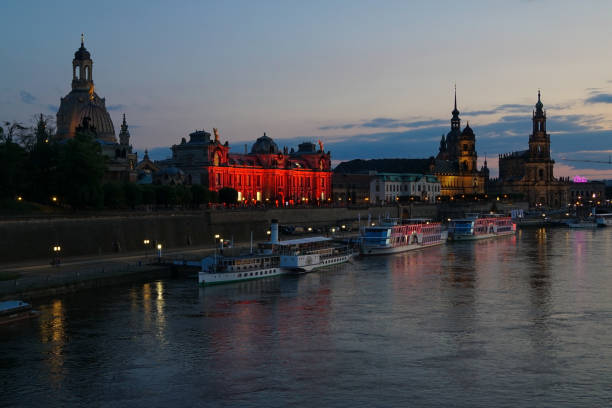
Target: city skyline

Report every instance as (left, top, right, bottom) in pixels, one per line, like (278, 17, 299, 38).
(2, 1, 612, 179)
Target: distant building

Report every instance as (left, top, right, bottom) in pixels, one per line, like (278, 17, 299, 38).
(332, 171, 440, 204)
(435, 89, 489, 196)
(155, 129, 331, 203)
(334, 89, 488, 197)
(493, 92, 569, 208)
(332, 173, 372, 204)
(568, 179, 605, 204)
(56, 36, 136, 182)
(370, 173, 440, 203)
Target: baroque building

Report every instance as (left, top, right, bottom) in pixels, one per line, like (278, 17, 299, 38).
(495, 92, 569, 207)
(334, 89, 488, 198)
(56, 36, 137, 181)
(155, 129, 332, 203)
(435, 89, 488, 196)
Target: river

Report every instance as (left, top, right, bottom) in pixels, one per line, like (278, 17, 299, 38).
(2, 227, 612, 407)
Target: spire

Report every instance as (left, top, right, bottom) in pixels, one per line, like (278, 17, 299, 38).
(81, 33, 84, 47)
(451, 84, 460, 130)
(119, 113, 130, 146)
(534, 89, 544, 115)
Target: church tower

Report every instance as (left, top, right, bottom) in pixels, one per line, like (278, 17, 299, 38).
(72, 34, 93, 91)
(119, 113, 130, 146)
(458, 122, 477, 173)
(526, 91, 554, 182)
(444, 85, 462, 161)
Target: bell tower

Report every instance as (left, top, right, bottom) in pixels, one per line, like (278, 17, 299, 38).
(529, 90, 550, 159)
(119, 113, 130, 146)
(526, 90, 555, 182)
(72, 33, 93, 91)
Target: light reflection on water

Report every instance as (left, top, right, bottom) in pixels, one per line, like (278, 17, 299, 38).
(1, 228, 612, 407)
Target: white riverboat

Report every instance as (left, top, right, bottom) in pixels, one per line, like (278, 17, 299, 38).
(198, 253, 283, 286)
(448, 214, 516, 241)
(276, 236, 353, 273)
(595, 213, 612, 227)
(198, 221, 352, 285)
(360, 218, 446, 256)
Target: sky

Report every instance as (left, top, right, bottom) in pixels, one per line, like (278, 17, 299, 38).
(2, 0, 612, 179)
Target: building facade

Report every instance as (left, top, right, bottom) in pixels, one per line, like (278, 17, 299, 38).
(332, 171, 440, 204)
(56, 36, 136, 181)
(435, 90, 488, 196)
(157, 129, 332, 203)
(370, 173, 440, 203)
(495, 92, 569, 208)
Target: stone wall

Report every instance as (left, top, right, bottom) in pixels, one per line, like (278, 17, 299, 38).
(0, 206, 399, 263)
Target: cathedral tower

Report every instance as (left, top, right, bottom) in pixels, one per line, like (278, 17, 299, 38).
(72, 34, 93, 92)
(526, 91, 554, 182)
(458, 122, 477, 173)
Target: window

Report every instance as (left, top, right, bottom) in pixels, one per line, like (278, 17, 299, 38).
(216, 173, 221, 185)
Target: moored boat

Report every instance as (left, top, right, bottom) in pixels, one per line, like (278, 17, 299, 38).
(0, 301, 40, 325)
(595, 213, 612, 227)
(198, 220, 352, 285)
(447, 214, 516, 241)
(277, 236, 353, 273)
(360, 218, 446, 256)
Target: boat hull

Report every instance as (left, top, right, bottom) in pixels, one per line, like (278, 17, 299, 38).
(360, 241, 444, 256)
(286, 253, 352, 273)
(199, 267, 284, 286)
(448, 230, 515, 241)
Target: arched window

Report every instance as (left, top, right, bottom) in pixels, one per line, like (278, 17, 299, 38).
(213, 152, 220, 166)
(85, 66, 90, 80)
(539, 169, 544, 180)
(74, 66, 80, 80)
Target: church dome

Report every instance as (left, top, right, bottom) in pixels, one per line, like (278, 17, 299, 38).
(461, 122, 475, 139)
(78, 102, 115, 142)
(251, 133, 279, 154)
(74, 44, 91, 60)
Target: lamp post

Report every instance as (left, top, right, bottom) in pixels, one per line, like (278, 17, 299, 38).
(157, 243, 162, 262)
(143, 239, 150, 259)
(52, 245, 61, 266)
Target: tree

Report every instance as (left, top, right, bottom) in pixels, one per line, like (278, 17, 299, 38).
(56, 130, 106, 208)
(191, 184, 207, 207)
(24, 115, 58, 202)
(175, 185, 192, 207)
(103, 182, 125, 209)
(140, 185, 156, 206)
(155, 185, 177, 207)
(123, 182, 142, 209)
(0, 138, 27, 199)
(218, 187, 238, 205)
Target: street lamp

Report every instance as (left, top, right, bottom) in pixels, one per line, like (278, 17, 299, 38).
(143, 239, 150, 258)
(157, 243, 162, 261)
(52, 245, 61, 266)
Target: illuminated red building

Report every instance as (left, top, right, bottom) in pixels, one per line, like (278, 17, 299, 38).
(159, 128, 332, 203)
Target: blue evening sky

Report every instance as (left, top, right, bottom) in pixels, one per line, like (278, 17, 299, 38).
(2, 0, 612, 178)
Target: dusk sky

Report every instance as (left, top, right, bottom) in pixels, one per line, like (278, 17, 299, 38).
(2, 0, 612, 178)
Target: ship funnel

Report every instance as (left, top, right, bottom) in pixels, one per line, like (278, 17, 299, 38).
(270, 219, 279, 244)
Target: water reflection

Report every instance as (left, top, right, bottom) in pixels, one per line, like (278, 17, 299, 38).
(39, 299, 66, 388)
(3, 229, 612, 407)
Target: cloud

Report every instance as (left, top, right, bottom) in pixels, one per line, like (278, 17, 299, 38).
(584, 93, 612, 104)
(20, 90, 36, 104)
(47, 105, 59, 112)
(107, 104, 126, 111)
(466, 104, 532, 116)
(319, 117, 447, 131)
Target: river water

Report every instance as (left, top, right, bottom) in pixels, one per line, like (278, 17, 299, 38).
(2, 228, 612, 407)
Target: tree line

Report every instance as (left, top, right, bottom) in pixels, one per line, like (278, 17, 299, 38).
(0, 115, 237, 211)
